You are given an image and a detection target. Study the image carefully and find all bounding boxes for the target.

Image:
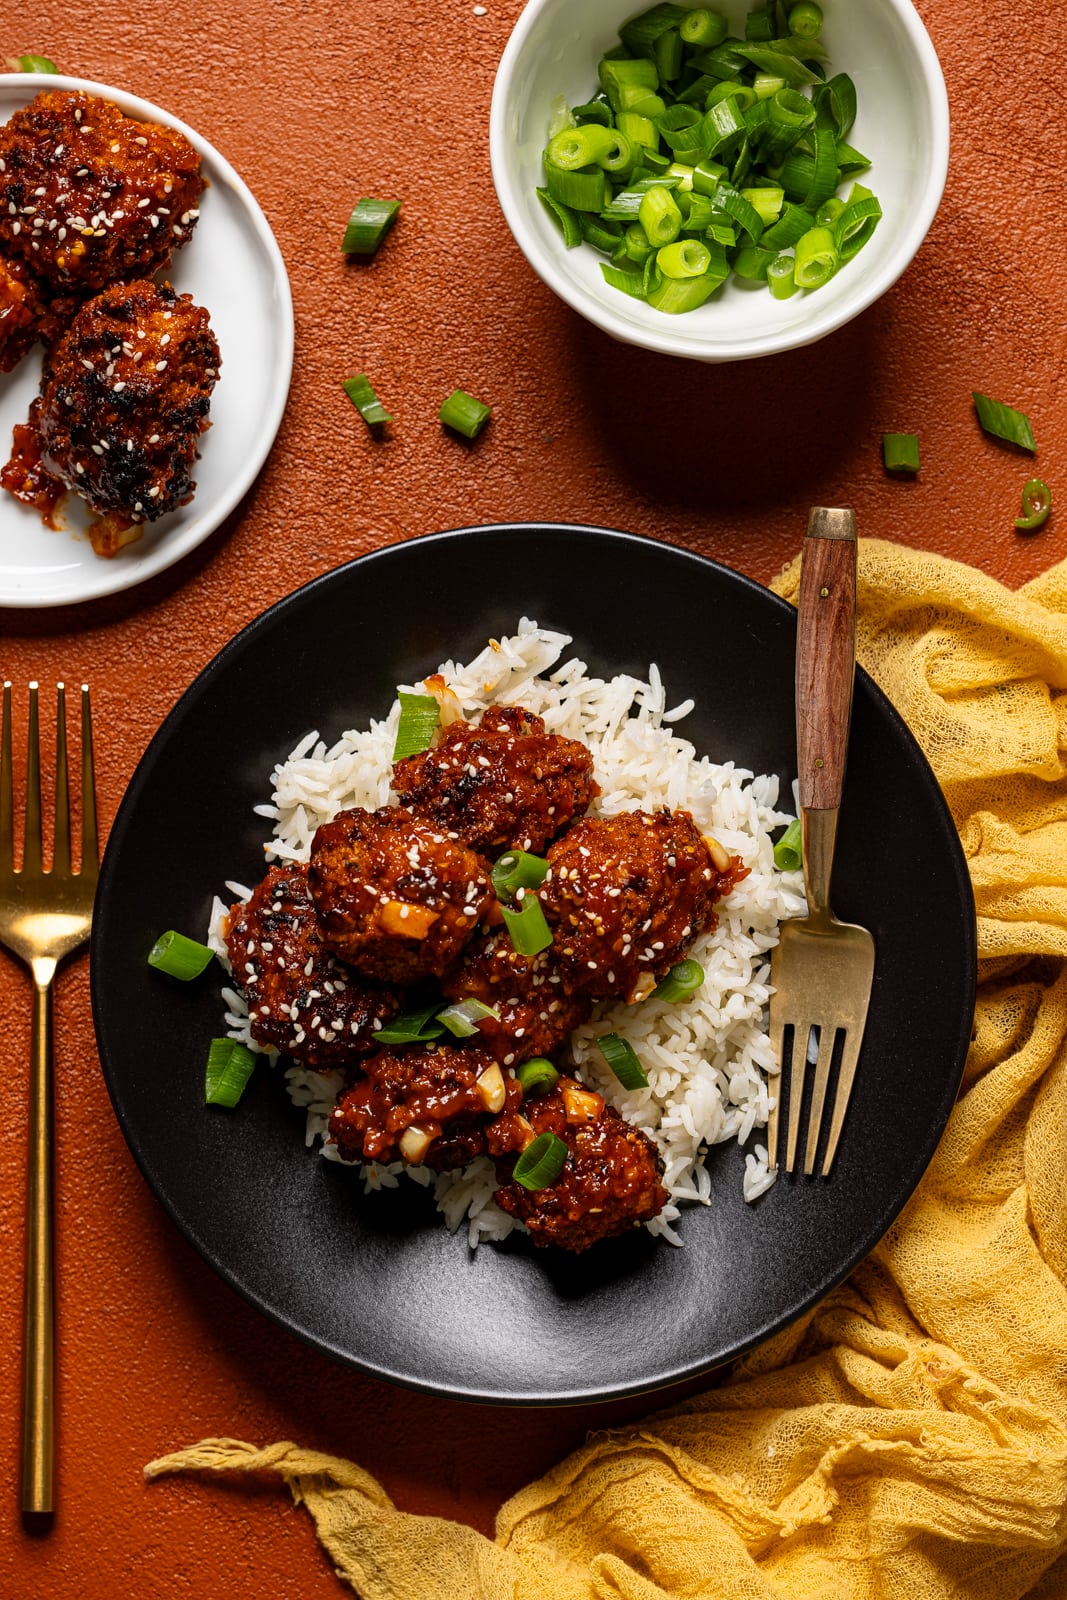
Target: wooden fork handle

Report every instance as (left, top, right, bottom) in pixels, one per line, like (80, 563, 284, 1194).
(796, 508, 857, 813)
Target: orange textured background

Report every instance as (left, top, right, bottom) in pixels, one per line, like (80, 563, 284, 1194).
(1, 1, 1063, 1594)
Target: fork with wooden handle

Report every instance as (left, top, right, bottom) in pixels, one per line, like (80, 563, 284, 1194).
(0, 682, 98, 1514)
(767, 509, 875, 1177)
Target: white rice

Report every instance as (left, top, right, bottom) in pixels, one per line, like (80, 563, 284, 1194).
(209, 621, 804, 1247)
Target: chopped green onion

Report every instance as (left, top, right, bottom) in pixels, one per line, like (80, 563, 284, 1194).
(883, 433, 920, 473)
(492, 849, 550, 899)
(788, 2, 823, 38)
(373, 1002, 447, 1046)
(767, 253, 798, 298)
(512, 1130, 568, 1191)
(341, 198, 400, 256)
(547, 123, 617, 170)
(538, 7, 878, 315)
(343, 373, 393, 428)
(657, 238, 711, 277)
(547, 95, 576, 139)
(600, 261, 650, 297)
(744, 8, 776, 42)
(793, 224, 838, 289)
(973, 392, 1037, 454)
(732, 243, 777, 281)
(500, 893, 554, 956)
(598, 1032, 649, 1090)
(813, 72, 856, 140)
(439, 388, 492, 439)
(392, 691, 439, 761)
(619, 3, 687, 55)
(147, 929, 215, 980)
(437, 998, 501, 1038)
(536, 186, 583, 248)
(652, 959, 704, 1003)
(574, 98, 613, 126)
(773, 817, 802, 871)
(543, 159, 606, 211)
(10, 53, 58, 73)
(834, 186, 882, 260)
(679, 8, 728, 46)
(205, 1038, 258, 1108)
(638, 184, 683, 246)
(516, 1057, 560, 1097)
(1014, 478, 1052, 532)
(646, 271, 721, 312)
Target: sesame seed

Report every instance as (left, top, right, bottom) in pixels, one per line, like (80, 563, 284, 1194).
(155, 360, 167, 370)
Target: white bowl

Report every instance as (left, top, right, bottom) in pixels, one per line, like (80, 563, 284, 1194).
(490, 0, 949, 362)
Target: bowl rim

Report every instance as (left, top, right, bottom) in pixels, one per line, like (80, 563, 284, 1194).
(489, 0, 950, 362)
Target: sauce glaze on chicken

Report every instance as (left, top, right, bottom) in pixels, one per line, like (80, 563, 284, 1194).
(225, 701, 742, 1252)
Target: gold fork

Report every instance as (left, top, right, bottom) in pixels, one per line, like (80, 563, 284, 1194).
(0, 681, 98, 1515)
(767, 509, 875, 1178)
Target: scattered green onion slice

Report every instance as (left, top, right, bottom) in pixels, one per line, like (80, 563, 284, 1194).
(773, 818, 802, 871)
(10, 53, 58, 73)
(342, 373, 393, 428)
(598, 1032, 649, 1090)
(341, 197, 400, 256)
(512, 1130, 568, 1191)
(492, 849, 550, 899)
(437, 998, 501, 1038)
(147, 929, 215, 980)
(973, 392, 1037, 454)
(205, 1038, 258, 1108)
(392, 691, 439, 761)
(500, 893, 554, 957)
(652, 959, 704, 1004)
(373, 1002, 447, 1046)
(883, 433, 920, 473)
(516, 1057, 560, 1097)
(439, 388, 492, 439)
(1015, 478, 1052, 532)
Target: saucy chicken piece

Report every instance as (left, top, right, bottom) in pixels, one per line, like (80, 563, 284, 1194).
(489, 1077, 668, 1252)
(329, 1041, 521, 1171)
(439, 925, 591, 1066)
(29, 278, 219, 535)
(539, 809, 726, 1002)
(392, 703, 598, 856)
(308, 806, 493, 984)
(0, 89, 203, 292)
(0, 253, 46, 371)
(225, 863, 399, 1069)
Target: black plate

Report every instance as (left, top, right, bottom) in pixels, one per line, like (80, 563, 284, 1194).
(91, 524, 976, 1405)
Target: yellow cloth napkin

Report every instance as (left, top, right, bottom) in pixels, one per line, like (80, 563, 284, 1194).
(145, 540, 1067, 1600)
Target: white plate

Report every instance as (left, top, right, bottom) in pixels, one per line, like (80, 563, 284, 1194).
(0, 75, 294, 607)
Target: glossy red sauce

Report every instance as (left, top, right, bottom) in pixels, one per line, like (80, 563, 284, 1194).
(0, 400, 65, 529)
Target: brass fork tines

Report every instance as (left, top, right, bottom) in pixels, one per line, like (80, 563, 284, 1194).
(0, 682, 98, 1516)
(766, 508, 876, 1181)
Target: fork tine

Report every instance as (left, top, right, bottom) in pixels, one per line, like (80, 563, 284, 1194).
(803, 1024, 837, 1175)
(23, 682, 43, 875)
(766, 1012, 786, 1171)
(53, 685, 71, 878)
(0, 682, 12, 873)
(80, 685, 99, 877)
(785, 1022, 813, 1172)
(821, 1025, 864, 1177)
